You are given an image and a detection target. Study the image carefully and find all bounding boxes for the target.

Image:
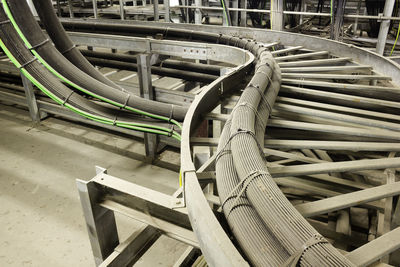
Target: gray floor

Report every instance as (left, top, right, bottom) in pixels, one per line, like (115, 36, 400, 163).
(0, 103, 186, 266)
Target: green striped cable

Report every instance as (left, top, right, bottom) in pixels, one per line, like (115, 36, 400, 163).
(1, 0, 182, 131)
(0, 37, 181, 141)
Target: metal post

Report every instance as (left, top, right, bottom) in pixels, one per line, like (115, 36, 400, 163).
(154, 0, 159, 21)
(231, 0, 239, 26)
(164, 0, 170, 22)
(271, 0, 284, 31)
(194, 0, 202, 24)
(137, 54, 158, 160)
(92, 0, 98, 19)
(56, 0, 61, 17)
(376, 0, 396, 55)
(353, 0, 362, 36)
(68, 0, 74, 18)
(76, 177, 119, 266)
(119, 0, 125, 20)
(299, 0, 306, 24)
(21, 74, 41, 124)
(240, 0, 247, 27)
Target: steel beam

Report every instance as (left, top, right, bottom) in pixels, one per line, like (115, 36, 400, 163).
(295, 182, 400, 218)
(270, 157, 400, 178)
(346, 227, 400, 266)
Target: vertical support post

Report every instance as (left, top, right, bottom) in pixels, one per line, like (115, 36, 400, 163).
(137, 54, 158, 160)
(21, 74, 41, 124)
(240, 0, 247, 27)
(330, 0, 346, 40)
(119, 0, 125, 20)
(185, 0, 190, 23)
(376, 0, 396, 55)
(154, 0, 159, 21)
(68, 0, 74, 18)
(353, 0, 362, 36)
(164, 0, 170, 22)
(56, 0, 61, 17)
(76, 178, 119, 266)
(92, 0, 98, 19)
(194, 0, 202, 24)
(231, 0, 239, 26)
(299, 0, 306, 24)
(271, 0, 284, 31)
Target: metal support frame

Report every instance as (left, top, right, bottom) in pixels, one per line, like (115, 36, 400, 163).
(92, 0, 98, 19)
(137, 53, 159, 160)
(194, 0, 202, 25)
(346, 227, 400, 266)
(154, 0, 159, 21)
(239, 0, 247, 27)
(164, 0, 170, 22)
(119, 0, 125, 20)
(20, 74, 43, 123)
(76, 167, 119, 266)
(68, 0, 74, 18)
(76, 167, 199, 266)
(376, 0, 396, 55)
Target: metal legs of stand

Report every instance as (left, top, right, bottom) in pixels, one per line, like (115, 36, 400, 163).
(92, 0, 99, 19)
(68, 0, 74, 18)
(137, 54, 159, 161)
(76, 167, 200, 266)
(119, 0, 125, 20)
(165, 0, 170, 22)
(76, 167, 119, 266)
(153, 0, 159, 21)
(20, 74, 46, 124)
(271, 0, 284, 31)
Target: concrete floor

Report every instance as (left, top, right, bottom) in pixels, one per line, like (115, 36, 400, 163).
(0, 103, 187, 266)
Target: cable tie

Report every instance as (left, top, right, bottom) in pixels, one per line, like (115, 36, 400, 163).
(112, 115, 118, 126)
(120, 93, 131, 109)
(216, 34, 223, 44)
(29, 38, 50, 50)
(168, 104, 174, 123)
(164, 27, 170, 38)
(248, 83, 273, 114)
(18, 57, 38, 69)
(60, 45, 76, 55)
(215, 127, 264, 163)
(0, 19, 10, 25)
(62, 91, 74, 106)
(221, 170, 269, 217)
(282, 234, 329, 267)
(231, 102, 264, 129)
(234, 37, 240, 47)
(168, 125, 174, 137)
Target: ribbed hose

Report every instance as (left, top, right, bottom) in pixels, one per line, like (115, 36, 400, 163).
(33, 0, 121, 89)
(228, 50, 355, 267)
(80, 50, 223, 76)
(216, 55, 289, 266)
(5, 0, 187, 121)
